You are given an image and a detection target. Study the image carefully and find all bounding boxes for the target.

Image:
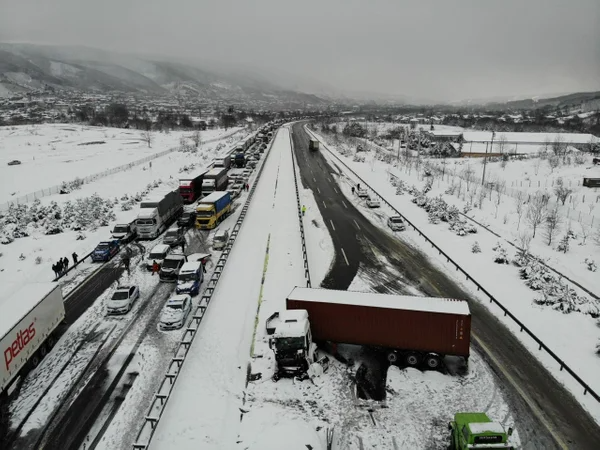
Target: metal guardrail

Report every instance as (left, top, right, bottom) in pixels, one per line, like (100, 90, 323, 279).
(131, 129, 279, 450)
(306, 126, 600, 404)
(0, 128, 245, 211)
(288, 128, 312, 288)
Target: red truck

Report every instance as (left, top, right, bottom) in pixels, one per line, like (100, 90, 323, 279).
(179, 170, 209, 203)
(267, 287, 471, 378)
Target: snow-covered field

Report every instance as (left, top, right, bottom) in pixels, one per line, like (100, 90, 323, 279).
(0, 124, 242, 206)
(0, 125, 247, 288)
(310, 128, 600, 424)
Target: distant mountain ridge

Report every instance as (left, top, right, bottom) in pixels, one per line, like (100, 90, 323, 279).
(0, 43, 329, 107)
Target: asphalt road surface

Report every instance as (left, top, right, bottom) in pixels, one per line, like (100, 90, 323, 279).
(291, 121, 600, 450)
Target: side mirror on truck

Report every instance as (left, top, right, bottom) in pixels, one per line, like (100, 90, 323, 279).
(268, 337, 274, 349)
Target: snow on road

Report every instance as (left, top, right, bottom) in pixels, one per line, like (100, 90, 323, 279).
(149, 128, 292, 450)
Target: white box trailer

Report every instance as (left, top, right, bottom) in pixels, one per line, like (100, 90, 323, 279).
(1, 283, 65, 395)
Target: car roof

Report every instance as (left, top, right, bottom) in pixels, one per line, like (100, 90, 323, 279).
(151, 244, 170, 253)
(168, 294, 189, 303)
(180, 261, 202, 271)
(116, 285, 133, 290)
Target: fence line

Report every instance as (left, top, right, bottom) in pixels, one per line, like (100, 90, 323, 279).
(0, 128, 244, 212)
(131, 129, 276, 450)
(306, 126, 600, 404)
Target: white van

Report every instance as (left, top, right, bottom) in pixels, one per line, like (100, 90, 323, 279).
(213, 229, 230, 250)
(146, 244, 172, 270)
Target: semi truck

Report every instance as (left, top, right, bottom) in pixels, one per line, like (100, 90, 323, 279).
(212, 155, 231, 171)
(179, 170, 210, 203)
(267, 287, 471, 378)
(195, 191, 232, 230)
(1, 283, 65, 399)
(233, 152, 246, 168)
(136, 190, 183, 239)
(309, 138, 319, 152)
(201, 167, 229, 196)
(448, 412, 515, 449)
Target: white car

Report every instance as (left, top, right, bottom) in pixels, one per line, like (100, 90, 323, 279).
(213, 229, 230, 250)
(146, 244, 172, 270)
(159, 294, 192, 330)
(366, 198, 381, 208)
(107, 285, 140, 315)
(387, 216, 406, 231)
(357, 188, 369, 198)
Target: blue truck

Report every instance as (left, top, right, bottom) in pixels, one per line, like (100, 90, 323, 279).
(195, 191, 232, 230)
(233, 152, 246, 168)
(91, 240, 120, 262)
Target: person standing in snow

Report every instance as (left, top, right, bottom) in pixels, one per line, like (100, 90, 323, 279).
(52, 263, 58, 278)
(351, 186, 355, 195)
(63, 257, 69, 272)
(122, 253, 131, 275)
(72, 252, 78, 265)
(57, 259, 64, 275)
(152, 260, 160, 275)
(301, 205, 306, 216)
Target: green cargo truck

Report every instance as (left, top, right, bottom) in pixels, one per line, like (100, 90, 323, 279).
(448, 412, 515, 449)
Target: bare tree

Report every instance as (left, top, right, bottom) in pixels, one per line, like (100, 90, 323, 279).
(517, 231, 532, 258)
(551, 135, 566, 158)
(533, 157, 542, 176)
(594, 224, 600, 247)
(515, 191, 526, 229)
(580, 222, 590, 245)
(463, 165, 475, 191)
(494, 179, 506, 205)
(526, 194, 547, 238)
(548, 155, 560, 173)
(191, 130, 202, 148)
(544, 207, 562, 245)
(553, 177, 573, 205)
(495, 134, 508, 154)
(141, 130, 153, 148)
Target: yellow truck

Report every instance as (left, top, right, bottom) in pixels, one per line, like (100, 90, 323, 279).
(196, 191, 232, 230)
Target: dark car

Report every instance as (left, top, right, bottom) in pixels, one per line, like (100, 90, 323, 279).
(7, 160, 22, 166)
(177, 210, 197, 228)
(91, 240, 120, 262)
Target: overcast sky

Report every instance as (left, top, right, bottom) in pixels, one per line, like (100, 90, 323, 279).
(1, 0, 599, 102)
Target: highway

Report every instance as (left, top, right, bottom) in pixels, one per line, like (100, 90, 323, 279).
(291, 121, 600, 450)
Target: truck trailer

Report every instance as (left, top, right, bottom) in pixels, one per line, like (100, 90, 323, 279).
(268, 287, 471, 377)
(195, 191, 232, 230)
(179, 170, 210, 203)
(136, 190, 183, 239)
(212, 155, 231, 171)
(309, 138, 319, 151)
(201, 167, 229, 196)
(1, 283, 65, 399)
(233, 152, 246, 168)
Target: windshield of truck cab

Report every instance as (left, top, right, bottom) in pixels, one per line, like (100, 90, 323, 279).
(181, 213, 192, 220)
(162, 259, 181, 269)
(149, 252, 166, 260)
(179, 186, 191, 193)
(137, 219, 156, 225)
(196, 210, 213, 218)
(165, 230, 178, 238)
(274, 337, 305, 352)
(113, 225, 129, 233)
(178, 272, 197, 282)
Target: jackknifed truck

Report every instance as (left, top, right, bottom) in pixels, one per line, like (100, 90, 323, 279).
(1, 283, 65, 402)
(267, 287, 471, 378)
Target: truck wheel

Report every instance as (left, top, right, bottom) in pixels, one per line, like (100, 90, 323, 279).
(405, 353, 421, 367)
(425, 354, 441, 370)
(39, 344, 48, 358)
(46, 335, 56, 350)
(29, 353, 41, 369)
(386, 352, 398, 364)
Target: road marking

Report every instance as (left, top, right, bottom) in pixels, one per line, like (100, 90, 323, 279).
(353, 219, 360, 230)
(330, 220, 336, 231)
(341, 248, 350, 265)
(317, 187, 321, 194)
(342, 201, 348, 209)
(323, 201, 327, 209)
(313, 177, 316, 182)
(328, 177, 332, 183)
(471, 332, 569, 450)
(334, 187, 338, 193)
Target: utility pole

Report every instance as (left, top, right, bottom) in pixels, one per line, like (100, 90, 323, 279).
(481, 131, 495, 186)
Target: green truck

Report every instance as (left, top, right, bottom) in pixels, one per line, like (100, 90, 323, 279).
(448, 413, 515, 449)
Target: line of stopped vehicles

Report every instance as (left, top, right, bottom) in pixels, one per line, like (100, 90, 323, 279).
(2, 121, 517, 449)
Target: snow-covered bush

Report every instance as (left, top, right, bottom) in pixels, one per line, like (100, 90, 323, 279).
(471, 241, 481, 253)
(18, 253, 25, 260)
(584, 258, 597, 272)
(557, 234, 570, 253)
(35, 256, 42, 264)
(492, 242, 509, 264)
(353, 154, 366, 163)
(60, 177, 84, 193)
(534, 282, 599, 317)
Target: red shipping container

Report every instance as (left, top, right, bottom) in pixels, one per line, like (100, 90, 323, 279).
(286, 287, 471, 358)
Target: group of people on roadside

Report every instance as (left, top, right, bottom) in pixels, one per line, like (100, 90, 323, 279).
(52, 252, 78, 278)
